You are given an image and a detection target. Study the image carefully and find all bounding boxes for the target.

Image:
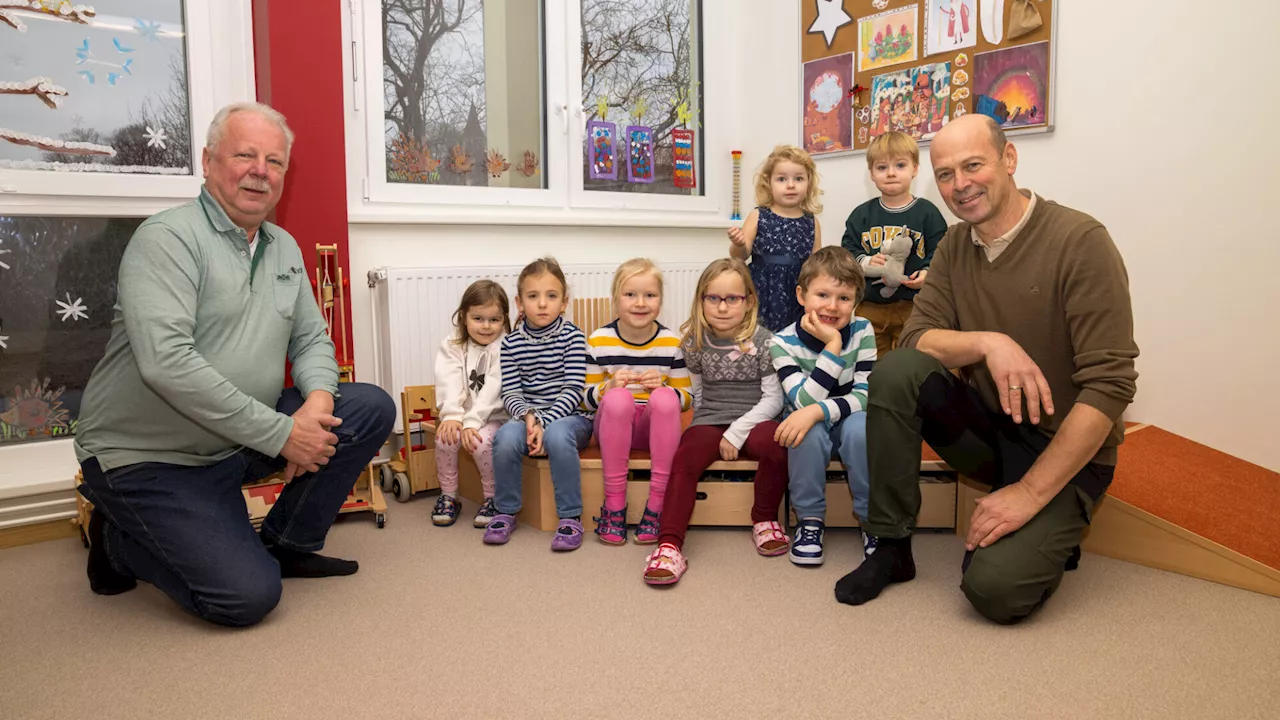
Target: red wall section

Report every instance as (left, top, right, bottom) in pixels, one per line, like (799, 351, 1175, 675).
(252, 1, 355, 373)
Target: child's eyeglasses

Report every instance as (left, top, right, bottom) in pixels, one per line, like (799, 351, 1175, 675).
(702, 294, 747, 307)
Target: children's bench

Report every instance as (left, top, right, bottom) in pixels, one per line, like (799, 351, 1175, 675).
(452, 443, 957, 533)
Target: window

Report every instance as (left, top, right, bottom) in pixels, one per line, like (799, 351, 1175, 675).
(382, 0, 546, 189)
(580, 0, 703, 197)
(349, 0, 725, 225)
(0, 0, 230, 202)
(0, 216, 139, 448)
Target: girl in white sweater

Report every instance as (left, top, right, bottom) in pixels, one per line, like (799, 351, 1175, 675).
(433, 280, 510, 527)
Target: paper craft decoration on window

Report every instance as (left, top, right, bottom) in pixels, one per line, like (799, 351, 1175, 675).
(672, 129, 696, 189)
(973, 41, 1049, 129)
(0, 216, 141, 447)
(587, 121, 618, 180)
(923, 0, 976, 56)
(0, 1, 192, 175)
(869, 62, 951, 142)
(857, 4, 919, 73)
(626, 126, 654, 184)
(802, 53, 853, 156)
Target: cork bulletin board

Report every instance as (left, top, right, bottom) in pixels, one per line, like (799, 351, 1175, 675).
(800, 0, 1056, 158)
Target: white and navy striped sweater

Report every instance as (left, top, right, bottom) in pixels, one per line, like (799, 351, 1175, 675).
(500, 316, 588, 426)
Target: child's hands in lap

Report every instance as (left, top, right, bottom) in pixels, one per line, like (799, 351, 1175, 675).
(719, 437, 739, 461)
(638, 369, 663, 390)
(461, 427, 481, 452)
(526, 414, 545, 456)
(774, 406, 824, 448)
(438, 420, 463, 446)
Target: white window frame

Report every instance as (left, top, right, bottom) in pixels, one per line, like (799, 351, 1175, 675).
(344, 0, 732, 228)
(0, 0, 257, 499)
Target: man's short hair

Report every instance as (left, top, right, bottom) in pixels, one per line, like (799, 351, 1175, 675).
(866, 131, 919, 169)
(206, 102, 295, 157)
(797, 246, 865, 303)
(981, 114, 1009, 154)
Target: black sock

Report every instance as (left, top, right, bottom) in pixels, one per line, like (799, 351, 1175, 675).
(1065, 545, 1081, 572)
(834, 535, 915, 606)
(266, 543, 359, 578)
(86, 510, 137, 595)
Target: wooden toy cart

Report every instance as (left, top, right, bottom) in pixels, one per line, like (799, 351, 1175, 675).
(378, 385, 440, 502)
(73, 461, 388, 545)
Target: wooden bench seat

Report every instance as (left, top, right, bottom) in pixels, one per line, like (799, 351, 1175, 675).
(453, 442, 958, 533)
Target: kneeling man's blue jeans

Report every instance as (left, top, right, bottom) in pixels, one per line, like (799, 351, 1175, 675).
(77, 383, 395, 627)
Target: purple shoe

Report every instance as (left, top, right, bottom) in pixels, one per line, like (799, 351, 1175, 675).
(483, 514, 517, 545)
(551, 518, 585, 552)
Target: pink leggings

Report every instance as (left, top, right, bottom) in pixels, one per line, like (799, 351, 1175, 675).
(434, 420, 501, 497)
(593, 387, 682, 514)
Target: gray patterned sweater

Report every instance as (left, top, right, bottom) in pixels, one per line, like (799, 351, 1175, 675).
(683, 326, 784, 448)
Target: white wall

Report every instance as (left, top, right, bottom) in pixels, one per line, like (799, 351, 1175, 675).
(737, 0, 1280, 469)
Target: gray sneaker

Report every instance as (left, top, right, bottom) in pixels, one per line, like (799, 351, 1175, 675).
(473, 497, 498, 528)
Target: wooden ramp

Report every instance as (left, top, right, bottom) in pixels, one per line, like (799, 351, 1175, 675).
(1082, 425, 1280, 597)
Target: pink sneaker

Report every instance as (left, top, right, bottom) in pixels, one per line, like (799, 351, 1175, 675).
(643, 543, 688, 586)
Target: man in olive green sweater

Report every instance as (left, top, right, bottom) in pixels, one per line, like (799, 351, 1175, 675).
(74, 103, 394, 627)
(835, 115, 1139, 623)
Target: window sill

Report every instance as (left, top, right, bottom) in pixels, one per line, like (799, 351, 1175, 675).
(347, 205, 733, 230)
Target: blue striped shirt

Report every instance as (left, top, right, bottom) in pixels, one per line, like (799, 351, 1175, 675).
(500, 316, 588, 426)
(768, 318, 876, 425)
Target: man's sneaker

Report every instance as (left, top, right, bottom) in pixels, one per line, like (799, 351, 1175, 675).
(482, 514, 517, 545)
(789, 518, 826, 566)
(551, 518, 585, 551)
(431, 494, 462, 526)
(473, 497, 498, 528)
(862, 531, 879, 558)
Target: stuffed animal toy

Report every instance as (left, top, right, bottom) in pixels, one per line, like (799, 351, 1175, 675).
(862, 233, 912, 298)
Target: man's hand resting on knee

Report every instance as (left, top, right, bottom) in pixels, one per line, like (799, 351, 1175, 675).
(281, 391, 342, 481)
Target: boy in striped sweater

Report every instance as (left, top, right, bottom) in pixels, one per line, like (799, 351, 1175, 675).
(485, 258, 594, 551)
(770, 247, 876, 566)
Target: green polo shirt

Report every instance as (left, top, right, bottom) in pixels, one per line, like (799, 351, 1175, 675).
(73, 187, 339, 471)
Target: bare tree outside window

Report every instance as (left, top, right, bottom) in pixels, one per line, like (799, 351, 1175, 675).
(382, 0, 546, 188)
(582, 0, 703, 195)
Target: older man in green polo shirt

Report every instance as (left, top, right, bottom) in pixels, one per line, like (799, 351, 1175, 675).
(74, 102, 394, 627)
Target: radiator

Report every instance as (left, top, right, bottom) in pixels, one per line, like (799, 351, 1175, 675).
(369, 262, 707, 430)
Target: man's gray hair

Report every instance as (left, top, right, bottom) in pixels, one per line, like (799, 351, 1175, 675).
(206, 102, 295, 156)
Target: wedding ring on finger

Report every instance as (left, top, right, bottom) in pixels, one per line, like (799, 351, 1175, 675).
(1008, 385, 1022, 391)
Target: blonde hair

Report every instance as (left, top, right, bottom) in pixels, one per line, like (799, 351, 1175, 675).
(753, 145, 823, 215)
(680, 258, 759, 353)
(610, 258, 664, 312)
(797, 246, 866, 304)
(452, 279, 511, 345)
(866, 131, 919, 169)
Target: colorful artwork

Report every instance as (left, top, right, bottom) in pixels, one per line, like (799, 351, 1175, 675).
(485, 149, 510, 177)
(973, 41, 1049, 129)
(672, 129, 696, 189)
(0, 216, 142, 446)
(857, 5, 918, 74)
(869, 62, 951, 142)
(923, 0, 976, 56)
(802, 53, 853, 156)
(0, 1, 192, 175)
(587, 121, 617, 180)
(625, 125, 654, 183)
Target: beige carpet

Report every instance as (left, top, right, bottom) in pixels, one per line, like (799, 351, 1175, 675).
(1, 506, 1278, 720)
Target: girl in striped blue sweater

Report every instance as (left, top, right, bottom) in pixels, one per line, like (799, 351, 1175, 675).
(484, 258, 594, 551)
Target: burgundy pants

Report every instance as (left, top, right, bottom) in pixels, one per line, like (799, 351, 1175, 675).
(656, 422, 788, 549)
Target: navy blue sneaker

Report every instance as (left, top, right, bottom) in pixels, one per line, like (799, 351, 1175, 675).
(789, 518, 826, 566)
(431, 494, 462, 526)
